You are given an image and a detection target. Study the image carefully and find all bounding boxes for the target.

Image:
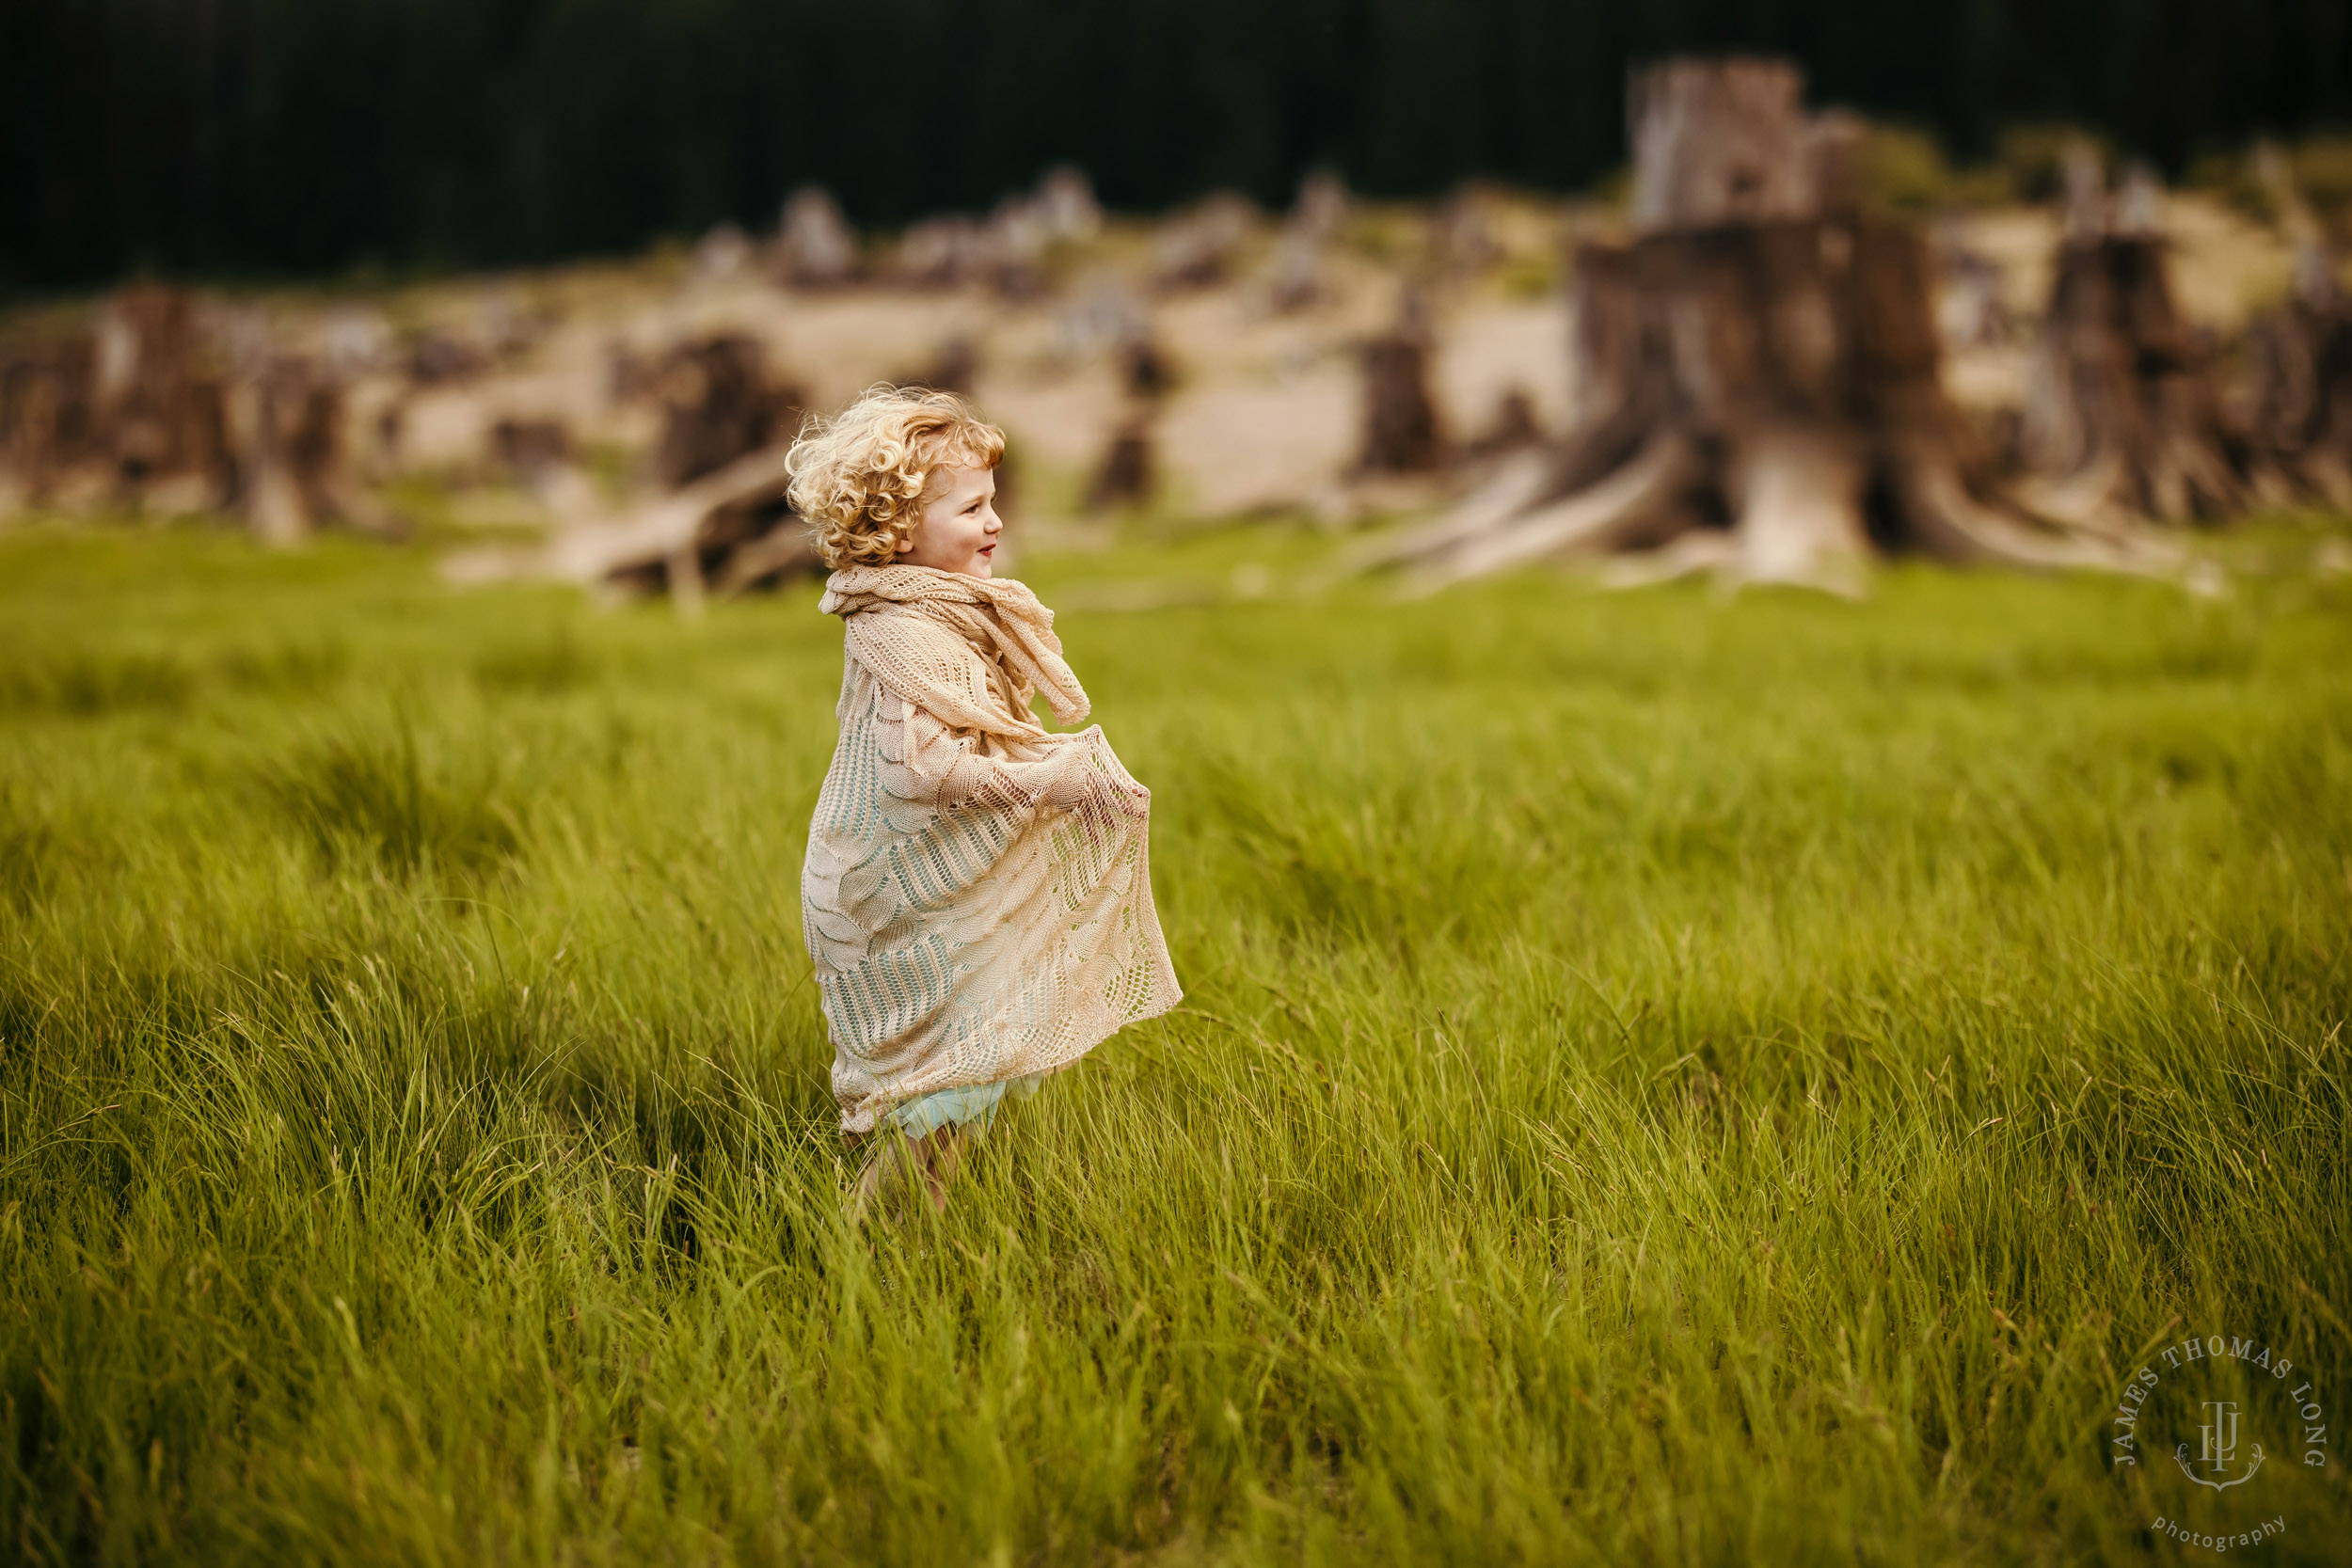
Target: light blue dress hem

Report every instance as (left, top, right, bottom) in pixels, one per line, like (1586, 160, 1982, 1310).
(881, 1071, 1046, 1142)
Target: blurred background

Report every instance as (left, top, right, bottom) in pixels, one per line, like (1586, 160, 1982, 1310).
(6, 0, 2352, 594)
(8, 0, 2352, 286)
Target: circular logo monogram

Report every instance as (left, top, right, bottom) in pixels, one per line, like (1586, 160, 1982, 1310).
(2108, 1328, 2330, 1552)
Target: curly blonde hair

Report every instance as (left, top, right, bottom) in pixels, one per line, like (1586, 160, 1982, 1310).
(787, 386, 1007, 569)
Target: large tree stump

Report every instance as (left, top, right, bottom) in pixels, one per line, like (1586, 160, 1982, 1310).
(2246, 282, 2352, 510)
(2014, 150, 2248, 528)
(0, 287, 238, 517)
(0, 334, 100, 508)
(1628, 58, 1817, 230)
(93, 288, 234, 512)
(2240, 148, 2352, 508)
(1366, 57, 2156, 593)
(467, 441, 815, 610)
(1083, 346, 1170, 513)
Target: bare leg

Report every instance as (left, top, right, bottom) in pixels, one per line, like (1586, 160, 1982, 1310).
(847, 1121, 979, 1226)
(912, 1122, 977, 1214)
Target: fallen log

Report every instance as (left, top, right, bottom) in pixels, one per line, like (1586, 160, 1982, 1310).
(453, 440, 814, 607)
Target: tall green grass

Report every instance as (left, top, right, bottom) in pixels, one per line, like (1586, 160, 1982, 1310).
(2, 523, 2348, 1564)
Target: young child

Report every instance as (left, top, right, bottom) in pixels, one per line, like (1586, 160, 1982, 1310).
(788, 386, 1181, 1216)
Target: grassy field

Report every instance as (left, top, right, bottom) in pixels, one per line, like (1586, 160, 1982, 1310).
(3, 520, 2349, 1565)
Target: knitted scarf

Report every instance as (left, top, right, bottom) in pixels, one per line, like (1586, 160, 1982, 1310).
(820, 564, 1090, 738)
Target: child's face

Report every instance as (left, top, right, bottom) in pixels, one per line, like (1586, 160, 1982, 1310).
(899, 464, 1003, 577)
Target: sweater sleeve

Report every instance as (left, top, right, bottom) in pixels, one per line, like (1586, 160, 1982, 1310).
(846, 607, 1147, 826)
(881, 696, 1147, 822)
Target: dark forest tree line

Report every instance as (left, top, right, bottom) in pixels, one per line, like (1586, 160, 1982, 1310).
(5, 0, 2351, 291)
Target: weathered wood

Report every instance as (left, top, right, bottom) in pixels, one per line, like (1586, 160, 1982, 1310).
(2246, 296, 2352, 508)
(0, 286, 242, 516)
(232, 356, 391, 544)
(469, 330, 815, 601)
(654, 335, 803, 489)
(1372, 57, 2159, 594)
(95, 288, 233, 508)
(2240, 147, 2352, 507)
(0, 334, 100, 506)
(535, 441, 803, 594)
(1406, 436, 1698, 591)
(1085, 418, 1155, 511)
(1728, 424, 1869, 594)
(1629, 57, 1814, 233)
(2018, 217, 2247, 527)
(1358, 304, 1446, 475)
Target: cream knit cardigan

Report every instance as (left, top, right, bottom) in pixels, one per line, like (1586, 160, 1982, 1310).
(803, 564, 1181, 1132)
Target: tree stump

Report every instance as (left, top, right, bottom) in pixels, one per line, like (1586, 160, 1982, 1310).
(2239, 148, 2352, 508)
(1367, 57, 2153, 593)
(1358, 293, 1446, 474)
(1084, 418, 1155, 511)
(1082, 311, 1174, 513)
(0, 287, 241, 517)
(1152, 196, 1254, 292)
(93, 288, 234, 511)
(2014, 150, 2248, 528)
(0, 333, 101, 507)
(230, 356, 391, 544)
(654, 335, 803, 489)
(2246, 287, 2352, 510)
(1627, 58, 1817, 230)
(638, 335, 809, 595)
(501, 333, 817, 603)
